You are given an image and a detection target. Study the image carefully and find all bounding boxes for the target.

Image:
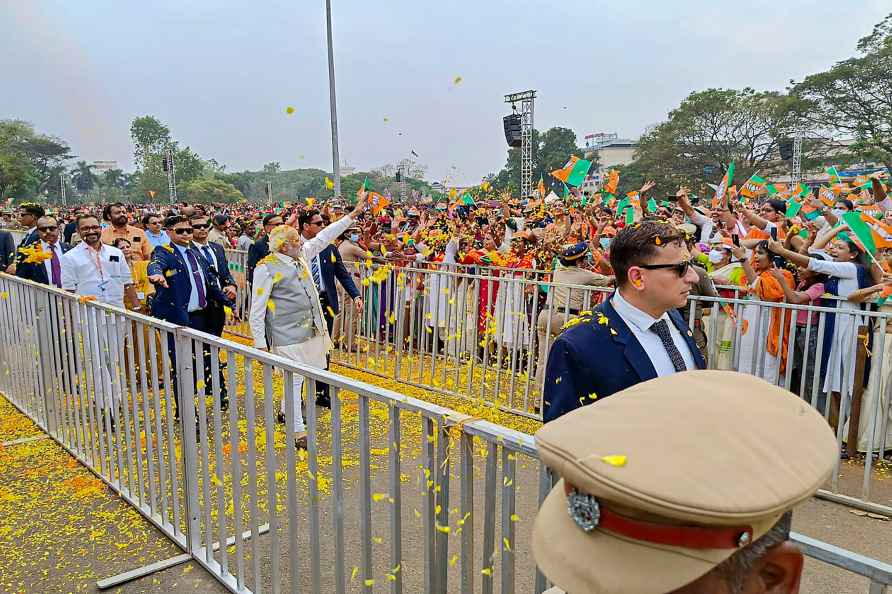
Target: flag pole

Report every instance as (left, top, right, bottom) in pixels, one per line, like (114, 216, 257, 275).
(325, 0, 342, 199)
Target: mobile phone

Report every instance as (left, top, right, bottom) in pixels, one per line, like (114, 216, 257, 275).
(769, 227, 778, 241)
(732, 235, 740, 247)
(664, 194, 679, 202)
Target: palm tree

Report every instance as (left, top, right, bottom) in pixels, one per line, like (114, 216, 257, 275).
(71, 160, 97, 193)
(103, 168, 125, 189)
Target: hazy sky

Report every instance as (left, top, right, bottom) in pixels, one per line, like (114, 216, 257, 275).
(5, 0, 889, 185)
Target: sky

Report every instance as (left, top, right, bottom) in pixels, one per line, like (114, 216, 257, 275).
(4, 0, 890, 186)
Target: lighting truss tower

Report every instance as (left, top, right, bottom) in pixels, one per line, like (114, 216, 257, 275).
(791, 135, 802, 189)
(398, 158, 410, 201)
(505, 90, 536, 197)
(60, 174, 67, 206)
(164, 147, 177, 204)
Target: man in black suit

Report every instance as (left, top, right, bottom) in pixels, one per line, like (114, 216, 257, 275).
(0, 229, 14, 272)
(246, 213, 284, 284)
(16, 203, 44, 247)
(189, 213, 238, 340)
(15, 216, 69, 287)
(298, 209, 363, 407)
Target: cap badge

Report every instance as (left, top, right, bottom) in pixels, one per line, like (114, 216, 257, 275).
(567, 489, 601, 533)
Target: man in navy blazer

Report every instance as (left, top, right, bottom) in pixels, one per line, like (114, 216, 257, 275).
(148, 215, 234, 417)
(543, 220, 705, 422)
(15, 216, 69, 287)
(16, 203, 44, 248)
(299, 209, 363, 407)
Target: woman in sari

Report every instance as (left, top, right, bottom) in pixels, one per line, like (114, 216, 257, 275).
(729, 241, 794, 383)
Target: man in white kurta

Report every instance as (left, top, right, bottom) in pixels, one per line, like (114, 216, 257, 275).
(249, 194, 368, 444)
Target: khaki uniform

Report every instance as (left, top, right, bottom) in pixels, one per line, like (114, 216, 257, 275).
(535, 264, 611, 389)
(532, 371, 837, 594)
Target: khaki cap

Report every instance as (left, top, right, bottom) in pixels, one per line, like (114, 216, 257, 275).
(532, 370, 837, 594)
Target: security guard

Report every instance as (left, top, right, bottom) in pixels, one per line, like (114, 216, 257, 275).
(533, 370, 837, 594)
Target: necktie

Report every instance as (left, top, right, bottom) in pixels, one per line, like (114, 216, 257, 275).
(202, 245, 215, 270)
(50, 245, 62, 288)
(650, 319, 687, 373)
(311, 255, 323, 294)
(186, 250, 207, 309)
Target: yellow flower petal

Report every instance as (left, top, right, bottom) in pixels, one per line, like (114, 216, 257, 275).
(286, 106, 296, 115)
(601, 455, 627, 467)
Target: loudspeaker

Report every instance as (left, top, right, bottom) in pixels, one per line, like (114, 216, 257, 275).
(778, 139, 794, 161)
(503, 114, 522, 147)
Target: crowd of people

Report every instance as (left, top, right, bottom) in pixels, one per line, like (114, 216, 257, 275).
(1, 170, 892, 456)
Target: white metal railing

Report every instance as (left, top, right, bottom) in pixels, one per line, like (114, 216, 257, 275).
(0, 273, 890, 593)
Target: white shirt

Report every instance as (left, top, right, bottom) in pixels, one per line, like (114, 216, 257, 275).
(193, 240, 220, 271)
(173, 243, 206, 313)
(60, 242, 132, 308)
(41, 240, 64, 286)
(611, 289, 696, 377)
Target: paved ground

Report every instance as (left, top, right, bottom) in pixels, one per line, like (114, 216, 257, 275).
(2, 365, 891, 593)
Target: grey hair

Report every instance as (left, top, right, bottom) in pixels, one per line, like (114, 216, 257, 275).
(710, 511, 793, 594)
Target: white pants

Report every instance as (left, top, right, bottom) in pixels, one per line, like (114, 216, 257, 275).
(273, 335, 328, 433)
(87, 312, 120, 414)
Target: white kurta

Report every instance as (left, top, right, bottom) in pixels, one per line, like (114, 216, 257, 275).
(848, 308, 892, 453)
(809, 259, 862, 396)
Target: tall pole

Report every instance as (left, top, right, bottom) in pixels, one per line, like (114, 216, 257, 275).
(325, 0, 342, 199)
(60, 174, 66, 206)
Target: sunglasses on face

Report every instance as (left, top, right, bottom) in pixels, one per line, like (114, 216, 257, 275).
(638, 259, 695, 277)
(172, 228, 193, 235)
(192, 223, 210, 230)
(309, 220, 324, 227)
(38, 226, 58, 232)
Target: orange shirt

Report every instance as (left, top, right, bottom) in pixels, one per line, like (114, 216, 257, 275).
(101, 225, 152, 260)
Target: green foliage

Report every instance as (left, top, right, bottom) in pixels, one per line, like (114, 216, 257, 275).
(180, 177, 245, 203)
(792, 14, 892, 169)
(0, 119, 72, 201)
(130, 116, 171, 170)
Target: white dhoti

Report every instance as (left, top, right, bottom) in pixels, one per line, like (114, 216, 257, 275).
(273, 335, 329, 433)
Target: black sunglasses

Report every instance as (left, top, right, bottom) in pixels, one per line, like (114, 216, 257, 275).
(172, 228, 193, 235)
(638, 259, 695, 277)
(309, 220, 324, 226)
(38, 226, 58, 232)
(192, 223, 210, 229)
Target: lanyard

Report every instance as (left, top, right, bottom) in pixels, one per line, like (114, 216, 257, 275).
(87, 245, 106, 281)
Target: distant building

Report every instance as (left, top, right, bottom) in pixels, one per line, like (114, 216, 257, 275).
(92, 160, 118, 173)
(580, 133, 639, 194)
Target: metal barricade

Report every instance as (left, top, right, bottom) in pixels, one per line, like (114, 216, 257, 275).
(0, 273, 890, 593)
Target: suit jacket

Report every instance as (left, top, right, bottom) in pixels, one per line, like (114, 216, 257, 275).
(19, 229, 38, 248)
(246, 235, 270, 284)
(314, 244, 360, 314)
(63, 220, 78, 245)
(0, 230, 14, 270)
(543, 296, 705, 422)
(147, 244, 231, 326)
(192, 241, 236, 290)
(15, 241, 70, 285)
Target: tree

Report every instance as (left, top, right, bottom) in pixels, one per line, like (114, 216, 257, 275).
(0, 119, 72, 200)
(791, 13, 892, 170)
(180, 177, 245, 203)
(629, 88, 812, 194)
(130, 116, 171, 170)
(102, 168, 126, 189)
(70, 160, 97, 194)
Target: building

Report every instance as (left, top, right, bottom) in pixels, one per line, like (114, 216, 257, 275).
(91, 160, 118, 173)
(580, 133, 639, 195)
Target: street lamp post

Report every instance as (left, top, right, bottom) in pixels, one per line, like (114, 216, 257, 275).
(325, 0, 342, 199)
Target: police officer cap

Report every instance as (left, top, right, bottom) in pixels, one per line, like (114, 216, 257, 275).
(560, 242, 589, 261)
(532, 370, 836, 594)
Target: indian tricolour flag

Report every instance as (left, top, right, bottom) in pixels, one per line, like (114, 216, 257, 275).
(551, 156, 592, 187)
